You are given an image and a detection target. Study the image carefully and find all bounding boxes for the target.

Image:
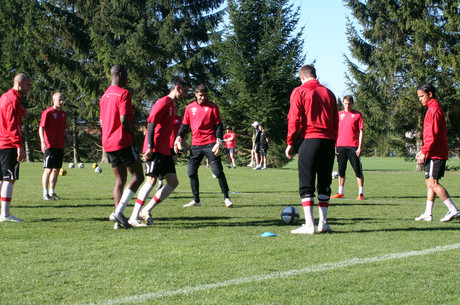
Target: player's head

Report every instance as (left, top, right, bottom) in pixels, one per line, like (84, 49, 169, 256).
(252, 121, 259, 128)
(259, 123, 264, 129)
(110, 64, 128, 87)
(195, 84, 208, 104)
(13, 73, 31, 96)
(299, 65, 317, 83)
(171, 77, 190, 101)
(53, 92, 64, 109)
(343, 95, 354, 111)
(226, 126, 232, 132)
(417, 83, 436, 106)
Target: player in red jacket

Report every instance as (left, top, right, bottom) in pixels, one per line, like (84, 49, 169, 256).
(175, 84, 233, 208)
(415, 83, 460, 222)
(286, 65, 338, 234)
(39, 92, 71, 201)
(0, 73, 31, 222)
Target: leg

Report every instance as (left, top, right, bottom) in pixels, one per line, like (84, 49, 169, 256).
(111, 165, 127, 208)
(42, 168, 52, 198)
(206, 148, 230, 199)
(49, 168, 60, 196)
(187, 146, 204, 203)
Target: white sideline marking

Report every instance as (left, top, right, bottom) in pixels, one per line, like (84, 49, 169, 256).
(89, 243, 460, 305)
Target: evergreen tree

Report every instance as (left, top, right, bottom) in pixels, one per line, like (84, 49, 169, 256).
(215, 0, 304, 167)
(344, 0, 460, 161)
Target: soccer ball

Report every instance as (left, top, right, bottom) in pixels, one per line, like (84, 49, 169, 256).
(68, 163, 75, 168)
(59, 168, 67, 176)
(78, 163, 84, 168)
(332, 171, 339, 179)
(92, 163, 98, 169)
(94, 166, 102, 173)
(281, 206, 300, 225)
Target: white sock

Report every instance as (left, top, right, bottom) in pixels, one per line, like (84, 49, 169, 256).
(143, 184, 175, 213)
(1, 181, 14, 217)
(443, 198, 458, 213)
(50, 188, 55, 196)
(43, 190, 49, 197)
(130, 183, 154, 220)
(358, 186, 363, 195)
(338, 186, 344, 195)
(115, 189, 135, 214)
(424, 200, 434, 215)
(301, 197, 314, 228)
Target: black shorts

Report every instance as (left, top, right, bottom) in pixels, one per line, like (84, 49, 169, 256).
(425, 159, 446, 180)
(144, 153, 176, 177)
(260, 145, 268, 156)
(43, 148, 64, 169)
(254, 144, 260, 154)
(337, 146, 363, 178)
(170, 148, 177, 156)
(0, 148, 20, 181)
(107, 145, 139, 168)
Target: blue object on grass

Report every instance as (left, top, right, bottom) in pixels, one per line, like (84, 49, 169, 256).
(260, 231, 277, 237)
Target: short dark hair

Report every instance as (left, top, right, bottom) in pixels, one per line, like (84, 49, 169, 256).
(343, 95, 354, 104)
(299, 65, 317, 79)
(417, 83, 436, 97)
(226, 126, 232, 130)
(259, 123, 264, 128)
(195, 83, 208, 93)
(171, 77, 190, 91)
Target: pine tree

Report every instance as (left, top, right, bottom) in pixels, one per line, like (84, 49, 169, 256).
(215, 0, 304, 166)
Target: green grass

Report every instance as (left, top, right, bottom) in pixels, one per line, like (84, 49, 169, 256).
(0, 157, 459, 304)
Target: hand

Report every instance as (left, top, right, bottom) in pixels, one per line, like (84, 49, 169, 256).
(356, 147, 362, 157)
(285, 145, 293, 159)
(40, 142, 46, 153)
(143, 148, 153, 161)
(212, 142, 222, 156)
(416, 152, 425, 164)
(17, 146, 26, 162)
(174, 136, 182, 154)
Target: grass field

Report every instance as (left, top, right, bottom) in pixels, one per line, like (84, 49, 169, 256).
(0, 157, 459, 304)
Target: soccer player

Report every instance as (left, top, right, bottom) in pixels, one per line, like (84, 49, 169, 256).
(39, 92, 71, 200)
(223, 126, 236, 169)
(99, 64, 144, 229)
(415, 83, 460, 222)
(0, 73, 31, 222)
(331, 95, 364, 200)
(286, 65, 338, 234)
(128, 78, 190, 227)
(175, 84, 233, 208)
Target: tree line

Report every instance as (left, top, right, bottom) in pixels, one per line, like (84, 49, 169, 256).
(0, 0, 458, 167)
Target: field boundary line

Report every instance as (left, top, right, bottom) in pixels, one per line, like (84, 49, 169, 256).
(87, 243, 460, 305)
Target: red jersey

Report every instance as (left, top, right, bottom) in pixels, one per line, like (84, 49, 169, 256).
(421, 98, 448, 160)
(182, 100, 222, 145)
(224, 131, 236, 148)
(0, 88, 24, 149)
(39, 107, 67, 149)
(337, 110, 363, 147)
(142, 96, 175, 155)
(170, 114, 182, 149)
(287, 79, 338, 145)
(99, 85, 134, 152)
